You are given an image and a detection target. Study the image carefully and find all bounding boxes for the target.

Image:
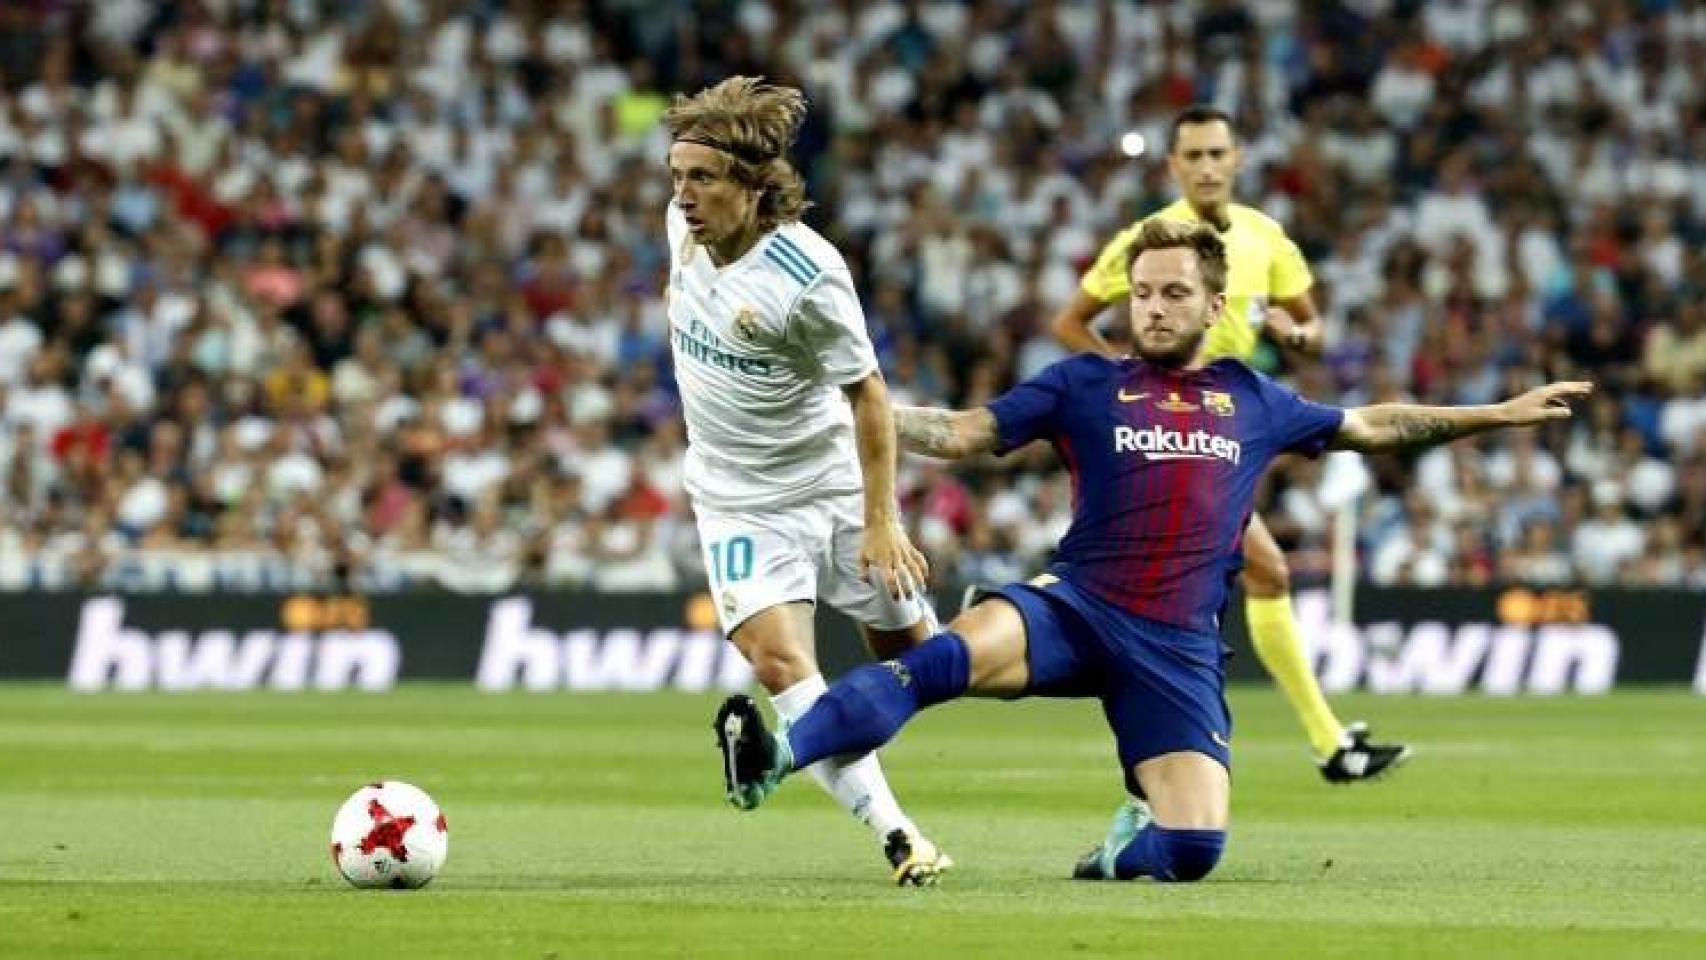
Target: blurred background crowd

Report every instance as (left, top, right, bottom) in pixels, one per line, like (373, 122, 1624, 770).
(0, 0, 1704, 594)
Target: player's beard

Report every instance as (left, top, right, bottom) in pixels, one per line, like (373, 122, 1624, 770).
(1133, 316, 1208, 368)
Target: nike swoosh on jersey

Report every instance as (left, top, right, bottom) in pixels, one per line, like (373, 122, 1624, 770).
(1117, 389, 1149, 403)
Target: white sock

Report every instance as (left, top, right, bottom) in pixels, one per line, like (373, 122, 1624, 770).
(771, 674, 918, 843)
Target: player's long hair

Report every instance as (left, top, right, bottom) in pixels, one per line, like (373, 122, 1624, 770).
(665, 76, 811, 231)
(1124, 218, 1229, 295)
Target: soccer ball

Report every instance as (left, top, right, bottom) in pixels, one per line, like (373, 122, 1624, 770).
(330, 781, 448, 889)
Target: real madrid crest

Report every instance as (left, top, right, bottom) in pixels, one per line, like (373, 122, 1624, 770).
(733, 307, 761, 343)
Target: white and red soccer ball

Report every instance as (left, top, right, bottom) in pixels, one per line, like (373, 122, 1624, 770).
(330, 781, 448, 889)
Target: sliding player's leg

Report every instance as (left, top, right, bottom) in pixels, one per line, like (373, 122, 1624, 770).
(1101, 752, 1229, 882)
(1070, 611, 1231, 883)
(714, 594, 1034, 806)
(715, 570, 1101, 798)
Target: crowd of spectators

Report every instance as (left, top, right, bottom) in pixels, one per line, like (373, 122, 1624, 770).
(0, 0, 1704, 595)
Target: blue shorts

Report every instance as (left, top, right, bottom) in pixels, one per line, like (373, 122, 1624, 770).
(987, 577, 1232, 797)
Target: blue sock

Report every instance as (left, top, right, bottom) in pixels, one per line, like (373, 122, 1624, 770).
(784, 632, 970, 770)
(1113, 826, 1226, 882)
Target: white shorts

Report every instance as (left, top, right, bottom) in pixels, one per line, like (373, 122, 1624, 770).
(694, 490, 933, 635)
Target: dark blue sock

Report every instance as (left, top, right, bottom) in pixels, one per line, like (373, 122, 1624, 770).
(1113, 826, 1226, 882)
(784, 631, 970, 770)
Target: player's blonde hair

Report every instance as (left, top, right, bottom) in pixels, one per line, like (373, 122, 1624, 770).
(1124, 218, 1229, 295)
(664, 76, 810, 230)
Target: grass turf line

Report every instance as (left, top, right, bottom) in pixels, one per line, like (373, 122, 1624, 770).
(1, 684, 1703, 958)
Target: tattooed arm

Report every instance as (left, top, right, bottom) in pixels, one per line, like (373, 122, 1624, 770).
(1331, 382, 1594, 453)
(892, 406, 1002, 460)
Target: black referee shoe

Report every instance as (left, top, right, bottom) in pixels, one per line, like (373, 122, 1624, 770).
(1320, 721, 1412, 784)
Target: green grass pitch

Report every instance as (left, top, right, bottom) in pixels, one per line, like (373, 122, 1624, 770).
(3, 684, 1704, 958)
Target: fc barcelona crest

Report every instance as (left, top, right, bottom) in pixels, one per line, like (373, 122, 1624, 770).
(733, 308, 761, 343)
(1202, 390, 1236, 417)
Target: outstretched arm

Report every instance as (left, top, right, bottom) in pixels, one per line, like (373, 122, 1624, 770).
(1331, 382, 1594, 453)
(893, 406, 1002, 460)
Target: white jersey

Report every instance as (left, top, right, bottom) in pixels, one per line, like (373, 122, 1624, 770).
(665, 201, 879, 512)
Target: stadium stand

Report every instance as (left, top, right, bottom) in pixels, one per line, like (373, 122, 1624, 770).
(0, 0, 1702, 593)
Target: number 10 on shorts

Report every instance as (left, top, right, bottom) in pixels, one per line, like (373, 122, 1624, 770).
(708, 535, 754, 587)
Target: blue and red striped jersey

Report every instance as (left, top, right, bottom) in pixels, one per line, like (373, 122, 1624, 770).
(987, 354, 1344, 636)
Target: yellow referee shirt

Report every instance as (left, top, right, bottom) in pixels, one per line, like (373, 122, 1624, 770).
(1079, 199, 1312, 363)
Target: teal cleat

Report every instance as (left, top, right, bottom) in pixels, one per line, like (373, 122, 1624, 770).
(713, 695, 790, 810)
(1071, 796, 1153, 880)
